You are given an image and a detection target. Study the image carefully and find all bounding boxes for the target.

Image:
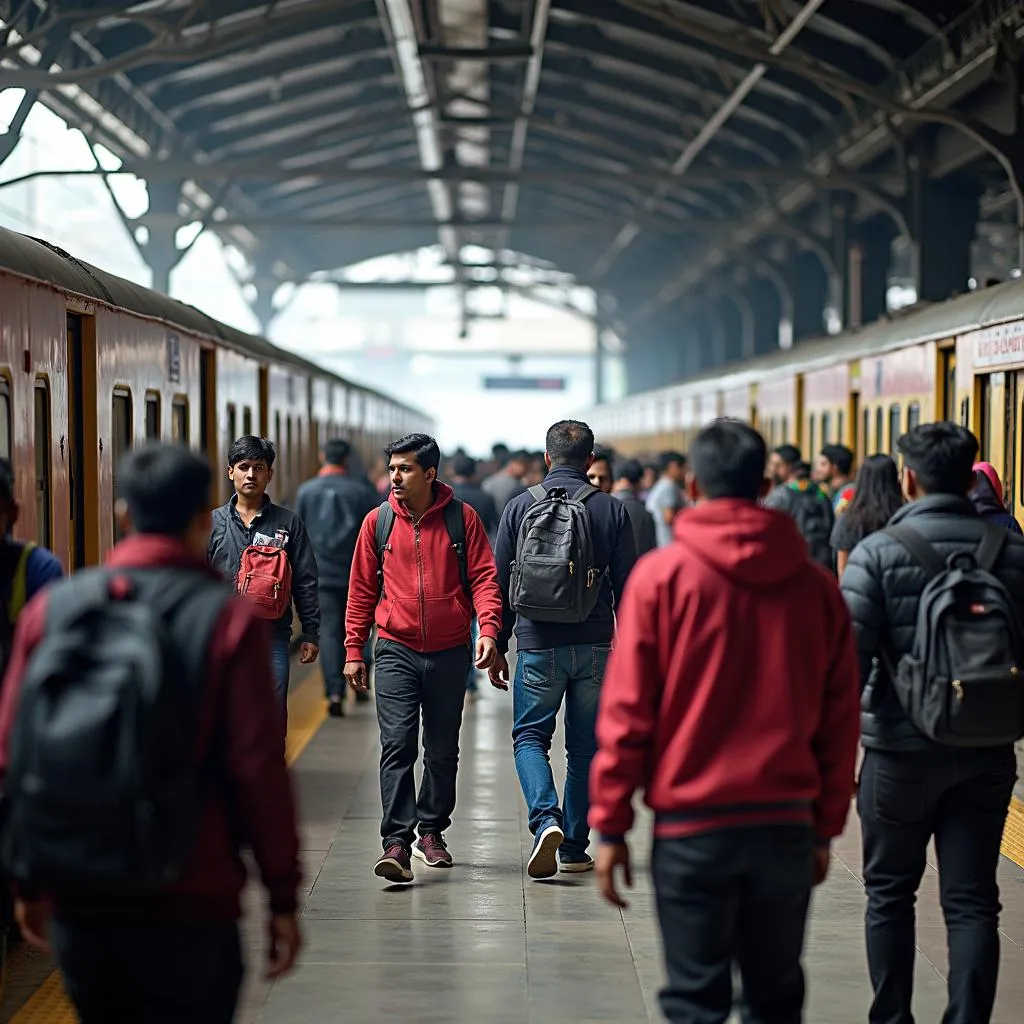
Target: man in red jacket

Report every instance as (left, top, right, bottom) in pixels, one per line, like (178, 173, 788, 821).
(0, 444, 302, 1024)
(344, 433, 502, 883)
(591, 419, 859, 1024)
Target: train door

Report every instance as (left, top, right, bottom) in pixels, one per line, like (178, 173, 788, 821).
(976, 372, 1015, 508)
(939, 346, 957, 422)
(199, 347, 218, 496)
(1011, 371, 1024, 519)
(65, 312, 98, 568)
(849, 391, 860, 460)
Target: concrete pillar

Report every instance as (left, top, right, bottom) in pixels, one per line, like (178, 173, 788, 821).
(785, 252, 828, 342)
(749, 278, 780, 355)
(854, 214, 898, 325)
(911, 176, 980, 303)
(144, 181, 184, 295)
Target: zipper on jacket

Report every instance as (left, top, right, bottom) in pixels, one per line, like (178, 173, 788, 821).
(415, 523, 427, 648)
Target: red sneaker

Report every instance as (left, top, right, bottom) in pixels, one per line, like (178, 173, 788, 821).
(374, 843, 414, 883)
(412, 833, 453, 868)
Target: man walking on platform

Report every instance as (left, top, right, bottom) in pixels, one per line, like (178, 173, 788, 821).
(296, 438, 377, 717)
(344, 434, 502, 883)
(490, 420, 636, 879)
(591, 419, 860, 1024)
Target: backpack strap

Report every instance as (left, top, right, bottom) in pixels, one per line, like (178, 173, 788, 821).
(976, 522, 1008, 573)
(883, 524, 946, 579)
(374, 501, 396, 599)
(443, 500, 472, 603)
(527, 484, 548, 503)
(572, 483, 600, 502)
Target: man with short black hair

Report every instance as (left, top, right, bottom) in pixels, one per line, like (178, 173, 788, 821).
(587, 445, 615, 494)
(592, 419, 859, 1024)
(344, 433, 502, 882)
(0, 443, 302, 1023)
(482, 449, 529, 514)
(296, 438, 377, 717)
(208, 436, 320, 720)
(815, 443, 856, 515)
(646, 450, 686, 547)
(448, 453, 499, 541)
(841, 421, 1024, 1024)
(765, 444, 835, 569)
(611, 458, 657, 558)
(491, 420, 637, 878)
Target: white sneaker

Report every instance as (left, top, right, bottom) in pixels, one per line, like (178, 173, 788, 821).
(527, 824, 564, 879)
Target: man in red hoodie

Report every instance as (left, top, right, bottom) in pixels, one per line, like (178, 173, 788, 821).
(0, 443, 302, 1024)
(344, 433, 502, 883)
(590, 419, 860, 1024)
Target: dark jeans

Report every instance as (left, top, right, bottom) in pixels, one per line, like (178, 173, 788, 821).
(858, 746, 1017, 1024)
(51, 918, 243, 1024)
(652, 825, 814, 1024)
(375, 638, 470, 849)
(270, 636, 290, 725)
(319, 585, 348, 700)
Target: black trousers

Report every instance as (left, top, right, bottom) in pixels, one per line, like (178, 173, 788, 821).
(651, 825, 814, 1024)
(375, 638, 471, 849)
(51, 918, 243, 1024)
(858, 746, 1016, 1024)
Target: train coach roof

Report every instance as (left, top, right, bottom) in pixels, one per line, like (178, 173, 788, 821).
(0, 225, 427, 419)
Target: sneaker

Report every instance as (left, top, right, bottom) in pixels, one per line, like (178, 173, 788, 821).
(559, 855, 595, 873)
(527, 823, 564, 879)
(328, 698, 344, 718)
(374, 844, 414, 884)
(413, 833, 453, 868)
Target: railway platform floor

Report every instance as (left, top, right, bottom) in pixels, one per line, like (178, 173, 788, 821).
(3, 658, 1024, 1023)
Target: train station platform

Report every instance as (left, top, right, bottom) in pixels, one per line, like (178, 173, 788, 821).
(4, 661, 1024, 1023)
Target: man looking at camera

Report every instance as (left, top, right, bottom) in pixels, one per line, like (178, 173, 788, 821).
(344, 434, 502, 883)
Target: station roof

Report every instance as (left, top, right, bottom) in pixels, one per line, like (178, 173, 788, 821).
(1, 0, 1019, 329)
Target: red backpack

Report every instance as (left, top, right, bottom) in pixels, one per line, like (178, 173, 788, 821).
(236, 545, 292, 619)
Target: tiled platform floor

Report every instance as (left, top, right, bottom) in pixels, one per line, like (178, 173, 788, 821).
(240, 675, 1024, 1024)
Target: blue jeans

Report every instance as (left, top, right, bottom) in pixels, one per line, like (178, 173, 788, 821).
(270, 637, 291, 721)
(466, 618, 479, 693)
(512, 643, 611, 860)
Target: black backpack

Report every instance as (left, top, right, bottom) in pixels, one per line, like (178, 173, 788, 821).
(882, 523, 1024, 747)
(1, 567, 232, 892)
(788, 487, 835, 570)
(510, 483, 605, 624)
(374, 500, 471, 602)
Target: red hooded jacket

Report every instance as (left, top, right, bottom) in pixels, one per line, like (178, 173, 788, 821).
(589, 500, 860, 844)
(345, 481, 502, 659)
(0, 535, 301, 922)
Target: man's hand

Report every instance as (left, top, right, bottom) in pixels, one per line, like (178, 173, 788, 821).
(475, 635, 497, 670)
(15, 899, 52, 953)
(266, 912, 302, 980)
(344, 660, 368, 692)
(596, 841, 633, 909)
(813, 845, 830, 887)
(488, 652, 509, 691)
(299, 642, 319, 665)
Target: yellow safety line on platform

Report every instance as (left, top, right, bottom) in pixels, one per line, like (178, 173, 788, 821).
(7, 665, 328, 1024)
(1002, 797, 1024, 870)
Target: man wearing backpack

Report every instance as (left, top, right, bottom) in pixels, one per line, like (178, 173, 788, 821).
(343, 433, 502, 883)
(208, 435, 320, 721)
(489, 420, 637, 879)
(765, 443, 835, 570)
(296, 438, 377, 718)
(841, 422, 1024, 1024)
(0, 443, 302, 1024)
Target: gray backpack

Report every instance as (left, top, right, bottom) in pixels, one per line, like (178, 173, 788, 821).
(510, 483, 605, 623)
(883, 523, 1024, 747)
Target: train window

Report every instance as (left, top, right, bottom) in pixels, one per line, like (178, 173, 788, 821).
(275, 411, 282, 453)
(960, 398, 970, 428)
(907, 402, 921, 431)
(145, 392, 160, 440)
(875, 407, 883, 454)
(286, 416, 294, 469)
(808, 415, 816, 461)
(34, 381, 51, 548)
(863, 408, 870, 456)
(837, 411, 844, 446)
(781, 416, 789, 443)
(226, 404, 237, 449)
(821, 412, 832, 446)
(172, 398, 189, 444)
(112, 389, 133, 540)
(243, 406, 253, 435)
(888, 404, 902, 450)
(0, 378, 11, 462)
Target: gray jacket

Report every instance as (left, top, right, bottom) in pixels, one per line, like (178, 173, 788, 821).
(840, 494, 1024, 751)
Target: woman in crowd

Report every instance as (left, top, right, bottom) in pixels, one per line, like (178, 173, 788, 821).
(830, 454, 905, 578)
(970, 461, 1023, 535)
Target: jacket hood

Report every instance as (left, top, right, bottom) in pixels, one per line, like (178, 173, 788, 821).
(388, 479, 455, 520)
(673, 499, 811, 588)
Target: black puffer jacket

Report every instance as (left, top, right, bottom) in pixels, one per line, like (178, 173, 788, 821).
(840, 494, 1024, 751)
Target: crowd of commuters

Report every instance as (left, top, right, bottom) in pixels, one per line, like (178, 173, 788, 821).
(0, 416, 1020, 1023)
